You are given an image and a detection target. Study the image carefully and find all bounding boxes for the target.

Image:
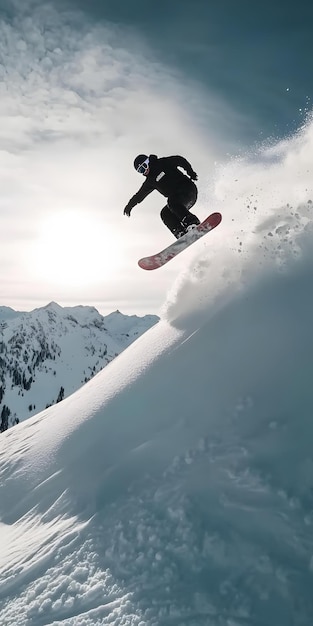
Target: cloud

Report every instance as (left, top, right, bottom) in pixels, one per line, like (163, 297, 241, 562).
(0, 1, 248, 315)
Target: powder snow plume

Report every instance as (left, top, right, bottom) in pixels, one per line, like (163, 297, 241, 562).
(162, 114, 313, 327)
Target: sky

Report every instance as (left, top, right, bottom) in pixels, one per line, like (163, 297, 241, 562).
(0, 0, 312, 316)
(1, 170, 313, 624)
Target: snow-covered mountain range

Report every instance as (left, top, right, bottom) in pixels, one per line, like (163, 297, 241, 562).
(0, 302, 159, 430)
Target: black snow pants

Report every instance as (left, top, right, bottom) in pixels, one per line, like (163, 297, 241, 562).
(160, 180, 200, 239)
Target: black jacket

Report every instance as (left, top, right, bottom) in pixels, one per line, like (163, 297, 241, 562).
(126, 154, 196, 211)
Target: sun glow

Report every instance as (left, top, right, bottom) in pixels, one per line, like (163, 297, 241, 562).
(32, 211, 123, 288)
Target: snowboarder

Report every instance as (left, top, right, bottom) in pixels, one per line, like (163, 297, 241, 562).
(123, 154, 200, 239)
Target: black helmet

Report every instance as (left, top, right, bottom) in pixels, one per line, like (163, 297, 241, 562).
(134, 154, 148, 171)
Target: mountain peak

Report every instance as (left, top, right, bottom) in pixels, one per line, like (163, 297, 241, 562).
(44, 301, 63, 310)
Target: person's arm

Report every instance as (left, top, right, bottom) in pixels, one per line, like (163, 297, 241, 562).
(168, 155, 198, 180)
(123, 179, 154, 216)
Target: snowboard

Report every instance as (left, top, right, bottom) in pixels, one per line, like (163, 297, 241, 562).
(138, 212, 222, 270)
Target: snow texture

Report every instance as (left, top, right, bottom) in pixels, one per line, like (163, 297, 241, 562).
(1, 120, 313, 625)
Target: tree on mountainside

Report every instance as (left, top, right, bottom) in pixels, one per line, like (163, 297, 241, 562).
(0, 405, 11, 432)
(56, 386, 65, 403)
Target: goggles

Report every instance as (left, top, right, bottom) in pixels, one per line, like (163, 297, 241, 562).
(137, 158, 150, 174)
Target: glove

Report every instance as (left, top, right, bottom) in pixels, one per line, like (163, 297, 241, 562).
(123, 204, 132, 217)
(190, 170, 198, 181)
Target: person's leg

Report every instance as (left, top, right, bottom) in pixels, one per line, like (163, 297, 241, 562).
(168, 183, 200, 231)
(160, 205, 185, 239)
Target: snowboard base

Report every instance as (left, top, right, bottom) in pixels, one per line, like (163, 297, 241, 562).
(138, 212, 222, 270)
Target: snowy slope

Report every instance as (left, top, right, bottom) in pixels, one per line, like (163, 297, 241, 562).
(1, 123, 313, 625)
(0, 302, 158, 428)
(0, 307, 21, 322)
